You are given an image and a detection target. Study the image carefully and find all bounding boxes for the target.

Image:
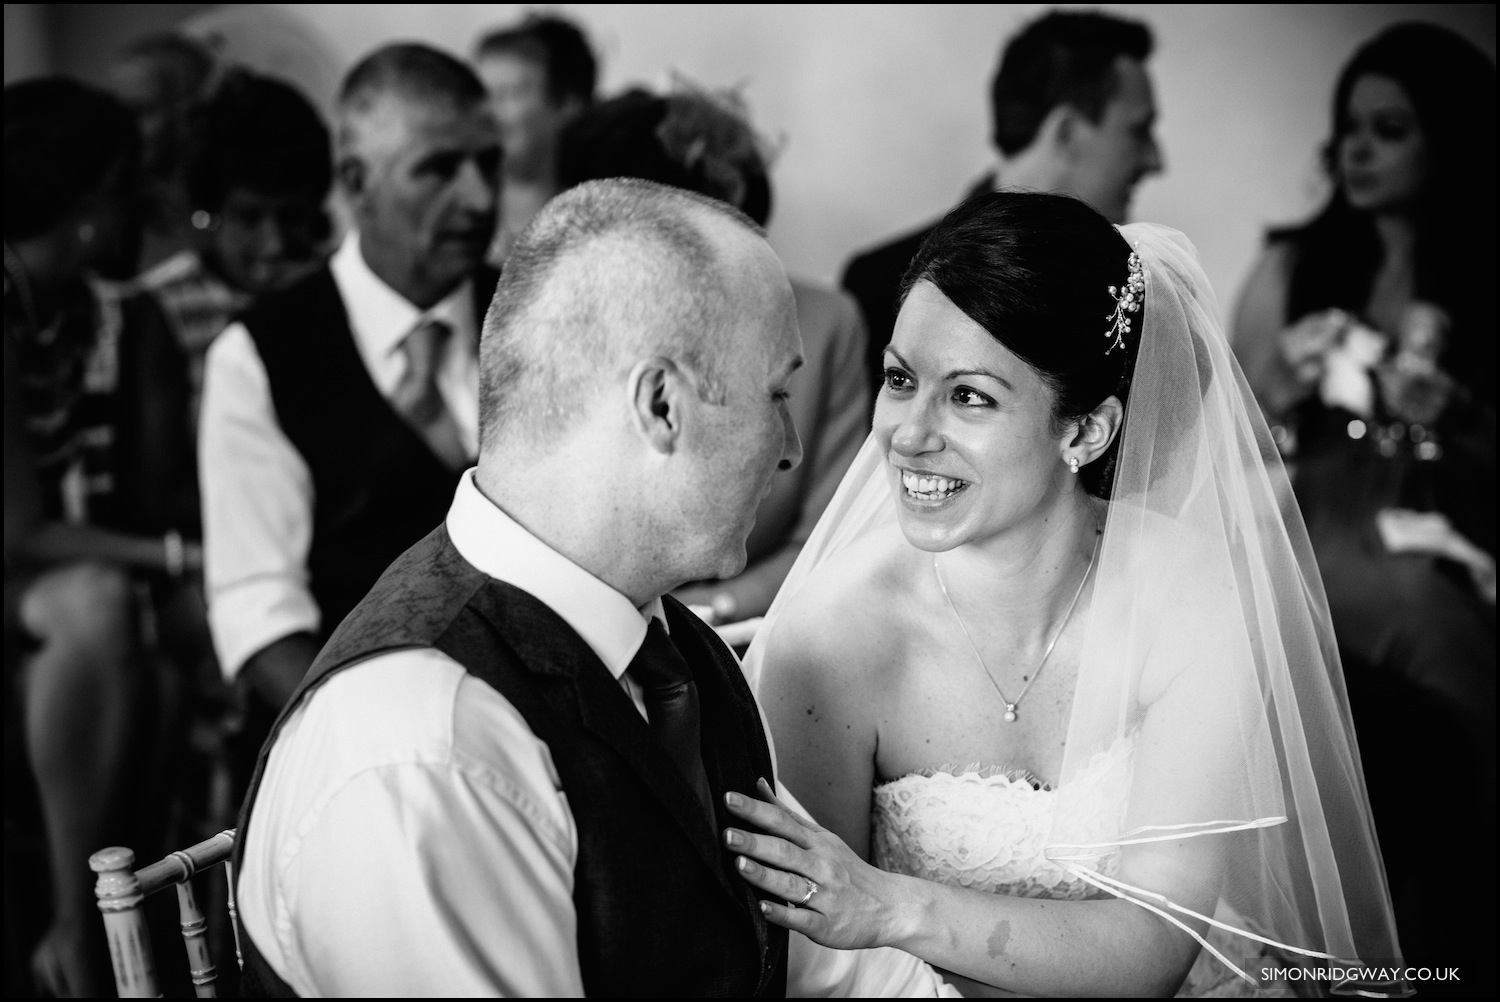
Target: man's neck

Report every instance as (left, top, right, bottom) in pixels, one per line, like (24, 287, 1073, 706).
(994, 146, 1068, 197)
(356, 236, 455, 312)
(474, 455, 666, 610)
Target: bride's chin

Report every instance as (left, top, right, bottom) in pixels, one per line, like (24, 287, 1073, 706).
(895, 511, 970, 553)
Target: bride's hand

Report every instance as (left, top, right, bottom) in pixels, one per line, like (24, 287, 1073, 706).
(723, 778, 901, 951)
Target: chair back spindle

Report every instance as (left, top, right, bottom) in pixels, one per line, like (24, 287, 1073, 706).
(91, 830, 239, 998)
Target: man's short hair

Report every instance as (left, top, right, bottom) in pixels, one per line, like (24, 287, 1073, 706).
(339, 42, 488, 119)
(479, 178, 758, 449)
(989, 11, 1154, 156)
(474, 14, 598, 106)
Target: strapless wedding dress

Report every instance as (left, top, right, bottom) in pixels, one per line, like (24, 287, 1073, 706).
(872, 739, 1132, 901)
(871, 738, 1288, 997)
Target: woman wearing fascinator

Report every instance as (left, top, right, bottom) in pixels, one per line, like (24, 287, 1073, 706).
(722, 191, 1406, 996)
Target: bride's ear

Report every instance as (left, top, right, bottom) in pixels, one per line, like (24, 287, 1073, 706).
(1065, 395, 1124, 468)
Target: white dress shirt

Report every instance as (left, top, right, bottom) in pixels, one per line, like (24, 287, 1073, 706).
(199, 232, 481, 679)
(237, 471, 956, 998)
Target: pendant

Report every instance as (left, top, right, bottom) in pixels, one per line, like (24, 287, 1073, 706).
(1004, 704, 1017, 723)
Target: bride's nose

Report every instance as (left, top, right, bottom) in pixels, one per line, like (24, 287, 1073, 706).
(888, 396, 944, 457)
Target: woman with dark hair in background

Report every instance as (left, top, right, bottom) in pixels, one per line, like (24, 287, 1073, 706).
(556, 83, 871, 629)
(135, 66, 334, 428)
(719, 192, 1404, 996)
(1231, 23, 1495, 973)
(4, 78, 201, 997)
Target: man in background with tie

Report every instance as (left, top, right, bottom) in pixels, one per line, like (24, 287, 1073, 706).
(198, 43, 500, 747)
(230, 178, 956, 996)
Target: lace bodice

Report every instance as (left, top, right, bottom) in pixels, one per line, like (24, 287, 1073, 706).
(871, 739, 1134, 900)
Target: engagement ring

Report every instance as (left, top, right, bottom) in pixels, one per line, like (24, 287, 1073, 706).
(790, 877, 818, 907)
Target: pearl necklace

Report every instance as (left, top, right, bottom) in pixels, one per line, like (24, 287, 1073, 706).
(933, 529, 1100, 723)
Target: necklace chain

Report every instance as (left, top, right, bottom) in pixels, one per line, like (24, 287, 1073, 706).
(933, 530, 1100, 723)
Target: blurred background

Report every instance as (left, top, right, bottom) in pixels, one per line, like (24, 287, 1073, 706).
(6, 3, 1493, 322)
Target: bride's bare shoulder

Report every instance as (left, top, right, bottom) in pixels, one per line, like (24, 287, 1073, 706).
(762, 525, 916, 671)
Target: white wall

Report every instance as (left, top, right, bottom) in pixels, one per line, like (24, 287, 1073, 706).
(3, 4, 54, 83)
(16, 3, 1497, 322)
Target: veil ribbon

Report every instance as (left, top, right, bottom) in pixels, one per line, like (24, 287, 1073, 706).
(743, 224, 1407, 996)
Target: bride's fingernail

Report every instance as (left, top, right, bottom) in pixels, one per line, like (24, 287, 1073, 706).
(737, 856, 754, 873)
(725, 791, 743, 808)
(724, 829, 742, 847)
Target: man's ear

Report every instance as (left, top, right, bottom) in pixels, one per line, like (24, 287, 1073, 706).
(1045, 103, 1092, 162)
(627, 356, 686, 455)
(1066, 395, 1124, 468)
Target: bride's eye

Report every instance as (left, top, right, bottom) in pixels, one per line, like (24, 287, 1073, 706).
(952, 386, 995, 408)
(883, 367, 914, 392)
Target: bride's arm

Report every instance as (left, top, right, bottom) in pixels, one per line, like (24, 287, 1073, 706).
(726, 784, 1213, 997)
(730, 643, 1232, 997)
(757, 582, 884, 859)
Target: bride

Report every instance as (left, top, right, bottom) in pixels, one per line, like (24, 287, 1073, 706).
(723, 191, 1405, 996)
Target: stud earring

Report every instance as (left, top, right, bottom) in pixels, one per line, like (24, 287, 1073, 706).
(1067, 456, 1080, 474)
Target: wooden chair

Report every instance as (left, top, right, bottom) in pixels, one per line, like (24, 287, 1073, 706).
(90, 829, 241, 998)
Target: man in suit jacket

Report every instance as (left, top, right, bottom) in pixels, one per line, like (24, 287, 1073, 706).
(842, 10, 1164, 397)
(199, 43, 502, 734)
(230, 179, 956, 995)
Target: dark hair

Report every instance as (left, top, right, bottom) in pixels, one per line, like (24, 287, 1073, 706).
(475, 13, 598, 106)
(4, 78, 141, 241)
(339, 42, 488, 112)
(186, 69, 332, 212)
(556, 86, 773, 226)
(902, 191, 1138, 498)
(1277, 22, 1495, 402)
(990, 11, 1154, 156)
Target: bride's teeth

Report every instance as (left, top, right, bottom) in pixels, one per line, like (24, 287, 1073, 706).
(902, 471, 965, 499)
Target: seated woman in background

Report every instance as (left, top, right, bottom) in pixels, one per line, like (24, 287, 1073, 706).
(5, 79, 203, 997)
(134, 66, 333, 428)
(1230, 22, 1494, 973)
(556, 83, 871, 627)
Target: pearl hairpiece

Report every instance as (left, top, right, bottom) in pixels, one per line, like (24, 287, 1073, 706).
(1105, 251, 1145, 354)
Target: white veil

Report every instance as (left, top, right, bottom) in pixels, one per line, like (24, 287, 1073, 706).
(742, 223, 1406, 995)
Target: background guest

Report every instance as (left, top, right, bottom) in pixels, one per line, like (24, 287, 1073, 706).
(473, 12, 597, 263)
(198, 43, 500, 789)
(136, 66, 334, 430)
(5, 77, 201, 998)
(556, 83, 871, 626)
(1230, 22, 1495, 979)
(104, 31, 218, 272)
(841, 10, 1162, 398)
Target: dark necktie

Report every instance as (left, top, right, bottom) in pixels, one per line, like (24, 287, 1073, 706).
(391, 319, 471, 471)
(630, 618, 717, 825)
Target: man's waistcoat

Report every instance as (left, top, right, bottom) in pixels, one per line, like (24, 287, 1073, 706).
(233, 525, 789, 997)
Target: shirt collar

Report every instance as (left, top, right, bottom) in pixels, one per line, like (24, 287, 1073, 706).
(445, 470, 663, 680)
(331, 231, 476, 358)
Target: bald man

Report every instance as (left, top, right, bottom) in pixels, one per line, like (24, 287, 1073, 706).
(199, 43, 501, 747)
(229, 179, 956, 997)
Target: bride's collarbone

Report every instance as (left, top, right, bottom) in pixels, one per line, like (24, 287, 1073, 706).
(875, 641, 1076, 787)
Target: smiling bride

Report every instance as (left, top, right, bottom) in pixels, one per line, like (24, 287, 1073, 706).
(723, 191, 1407, 997)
